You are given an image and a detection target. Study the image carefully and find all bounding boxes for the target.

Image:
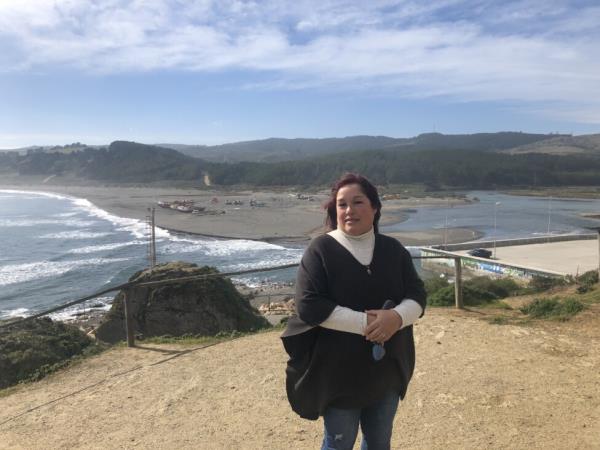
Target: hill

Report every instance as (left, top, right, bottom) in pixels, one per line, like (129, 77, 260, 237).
(10, 141, 207, 183)
(3, 134, 600, 188)
(160, 132, 558, 162)
(503, 134, 600, 155)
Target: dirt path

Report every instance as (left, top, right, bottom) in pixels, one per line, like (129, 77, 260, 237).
(1, 308, 598, 449)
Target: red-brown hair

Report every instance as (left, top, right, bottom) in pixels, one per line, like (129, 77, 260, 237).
(324, 173, 382, 233)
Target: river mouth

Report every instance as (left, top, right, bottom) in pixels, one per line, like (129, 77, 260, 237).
(381, 190, 600, 241)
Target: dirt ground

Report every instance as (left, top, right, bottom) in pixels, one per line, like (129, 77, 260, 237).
(0, 307, 599, 450)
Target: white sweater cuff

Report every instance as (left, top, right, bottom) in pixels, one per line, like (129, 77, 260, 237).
(320, 306, 366, 335)
(393, 299, 423, 329)
(320, 299, 423, 335)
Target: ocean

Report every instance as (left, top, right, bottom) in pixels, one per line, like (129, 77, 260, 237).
(0, 190, 304, 321)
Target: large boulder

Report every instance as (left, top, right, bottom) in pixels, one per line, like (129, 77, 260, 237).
(94, 262, 269, 343)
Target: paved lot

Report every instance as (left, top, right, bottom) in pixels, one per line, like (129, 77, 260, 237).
(458, 239, 599, 276)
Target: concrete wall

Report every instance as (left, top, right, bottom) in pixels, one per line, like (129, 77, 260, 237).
(434, 233, 596, 252)
(420, 248, 565, 280)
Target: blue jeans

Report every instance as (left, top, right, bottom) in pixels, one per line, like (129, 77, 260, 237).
(321, 391, 400, 450)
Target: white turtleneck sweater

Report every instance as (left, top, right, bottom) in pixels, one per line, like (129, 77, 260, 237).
(320, 228, 423, 335)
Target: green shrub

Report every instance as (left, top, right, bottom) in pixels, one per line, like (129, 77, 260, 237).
(427, 276, 521, 307)
(577, 285, 592, 294)
(577, 270, 599, 286)
(424, 277, 450, 295)
(527, 275, 567, 293)
(467, 276, 521, 297)
(428, 285, 456, 306)
(0, 317, 95, 389)
(575, 270, 598, 294)
(520, 297, 585, 320)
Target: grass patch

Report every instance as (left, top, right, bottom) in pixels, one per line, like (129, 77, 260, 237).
(526, 275, 568, 293)
(487, 316, 510, 325)
(575, 270, 598, 294)
(21, 342, 108, 384)
(139, 324, 281, 346)
(520, 297, 585, 321)
(574, 285, 600, 304)
(428, 276, 522, 307)
(495, 301, 513, 310)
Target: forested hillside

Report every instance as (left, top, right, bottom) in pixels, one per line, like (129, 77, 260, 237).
(1, 141, 206, 183)
(2, 137, 600, 189)
(207, 149, 600, 188)
(161, 132, 558, 162)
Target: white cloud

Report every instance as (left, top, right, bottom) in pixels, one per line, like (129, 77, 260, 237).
(1, 0, 599, 123)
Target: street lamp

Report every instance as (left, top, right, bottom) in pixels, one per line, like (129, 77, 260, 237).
(493, 201, 501, 259)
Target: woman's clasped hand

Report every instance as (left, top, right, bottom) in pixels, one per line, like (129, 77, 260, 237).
(365, 309, 403, 344)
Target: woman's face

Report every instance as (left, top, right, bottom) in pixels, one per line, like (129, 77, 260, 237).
(336, 183, 377, 236)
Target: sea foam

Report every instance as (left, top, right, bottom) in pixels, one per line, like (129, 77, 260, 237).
(0, 258, 131, 287)
(0, 307, 29, 319)
(67, 240, 146, 254)
(163, 236, 287, 256)
(70, 197, 171, 239)
(49, 296, 114, 322)
(40, 231, 115, 239)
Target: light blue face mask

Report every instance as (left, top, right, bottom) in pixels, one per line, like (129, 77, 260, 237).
(372, 342, 386, 361)
(372, 299, 395, 362)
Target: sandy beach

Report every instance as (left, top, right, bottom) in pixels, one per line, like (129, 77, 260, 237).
(0, 179, 478, 245)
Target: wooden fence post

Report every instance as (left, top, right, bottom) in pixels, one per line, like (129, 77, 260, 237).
(454, 257, 463, 309)
(122, 288, 135, 347)
(597, 230, 600, 281)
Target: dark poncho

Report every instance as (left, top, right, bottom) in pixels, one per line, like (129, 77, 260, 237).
(281, 233, 426, 420)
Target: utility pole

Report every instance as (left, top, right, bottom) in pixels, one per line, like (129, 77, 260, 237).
(493, 201, 501, 259)
(547, 196, 552, 242)
(443, 198, 449, 250)
(146, 207, 156, 269)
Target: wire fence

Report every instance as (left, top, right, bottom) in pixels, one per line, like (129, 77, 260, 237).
(0, 256, 451, 332)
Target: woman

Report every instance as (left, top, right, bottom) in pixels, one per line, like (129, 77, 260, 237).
(281, 173, 426, 450)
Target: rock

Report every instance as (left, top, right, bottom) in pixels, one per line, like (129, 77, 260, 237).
(94, 262, 270, 343)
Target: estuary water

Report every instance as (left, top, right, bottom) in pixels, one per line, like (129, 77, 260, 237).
(381, 191, 600, 241)
(1, 189, 599, 321)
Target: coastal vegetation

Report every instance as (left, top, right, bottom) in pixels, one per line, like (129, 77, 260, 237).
(520, 297, 585, 320)
(425, 276, 522, 306)
(424, 270, 598, 325)
(0, 318, 103, 389)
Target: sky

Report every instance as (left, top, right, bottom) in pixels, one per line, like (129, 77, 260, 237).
(1, 0, 599, 148)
